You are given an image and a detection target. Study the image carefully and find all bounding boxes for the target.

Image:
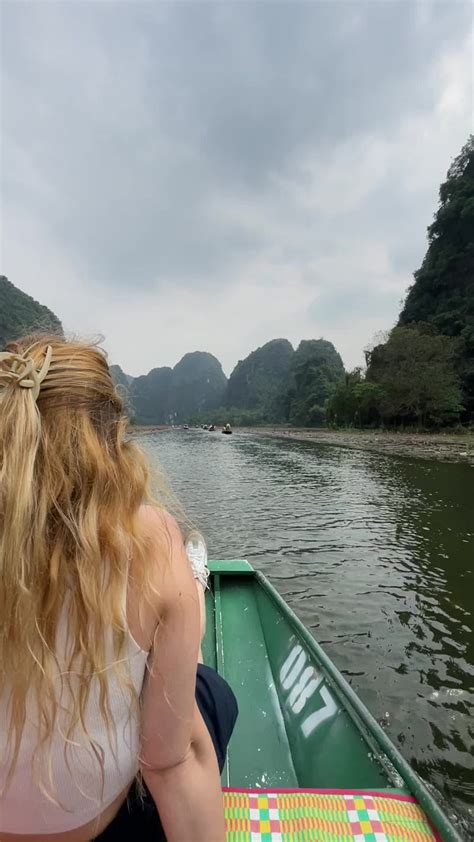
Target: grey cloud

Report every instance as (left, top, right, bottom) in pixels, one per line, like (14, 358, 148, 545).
(1, 1, 471, 377)
(3, 1, 470, 292)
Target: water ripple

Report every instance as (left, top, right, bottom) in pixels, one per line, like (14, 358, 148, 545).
(141, 430, 474, 833)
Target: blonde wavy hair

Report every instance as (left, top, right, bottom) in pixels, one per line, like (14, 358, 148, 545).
(0, 333, 166, 795)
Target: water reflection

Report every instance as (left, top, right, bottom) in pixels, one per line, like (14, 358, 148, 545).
(141, 430, 473, 832)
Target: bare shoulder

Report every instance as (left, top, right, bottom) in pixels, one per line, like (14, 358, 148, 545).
(136, 505, 190, 593)
(137, 504, 182, 544)
(127, 506, 189, 651)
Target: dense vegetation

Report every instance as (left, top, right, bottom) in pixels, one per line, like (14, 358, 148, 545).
(398, 136, 474, 419)
(328, 328, 462, 427)
(328, 136, 473, 429)
(0, 276, 62, 345)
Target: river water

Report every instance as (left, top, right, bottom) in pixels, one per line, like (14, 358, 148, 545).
(140, 429, 474, 835)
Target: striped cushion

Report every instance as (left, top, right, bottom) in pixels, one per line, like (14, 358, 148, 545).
(223, 789, 440, 841)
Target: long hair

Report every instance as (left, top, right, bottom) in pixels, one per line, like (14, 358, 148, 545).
(0, 334, 162, 795)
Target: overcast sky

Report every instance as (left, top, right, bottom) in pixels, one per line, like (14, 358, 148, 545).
(2, 1, 472, 376)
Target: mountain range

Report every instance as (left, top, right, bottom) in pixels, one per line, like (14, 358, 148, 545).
(110, 337, 344, 426)
(0, 276, 348, 425)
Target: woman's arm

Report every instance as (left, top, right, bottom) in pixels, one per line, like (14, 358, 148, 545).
(139, 509, 226, 842)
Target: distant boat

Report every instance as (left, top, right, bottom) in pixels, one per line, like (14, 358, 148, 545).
(208, 424, 216, 432)
(183, 424, 189, 430)
(222, 423, 232, 435)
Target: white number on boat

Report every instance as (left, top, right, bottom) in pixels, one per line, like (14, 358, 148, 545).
(280, 645, 306, 690)
(288, 666, 322, 713)
(279, 645, 336, 736)
(301, 686, 337, 737)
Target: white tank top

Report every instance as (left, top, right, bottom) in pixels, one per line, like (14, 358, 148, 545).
(0, 608, 149, 834)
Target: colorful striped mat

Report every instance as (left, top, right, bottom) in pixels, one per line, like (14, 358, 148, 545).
(223, 789, 440, 841)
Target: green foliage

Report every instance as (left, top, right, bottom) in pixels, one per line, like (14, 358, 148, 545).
(327, 370, 383, 427)
(366, 326, 462, 426)
(352, 382, 384, 424)
(0, 276, 62, 346)
(226, 339, 294, 420)
(330, 326, 463, 430)
(399, 136, 474, 418)
(286, 340, 345, 426)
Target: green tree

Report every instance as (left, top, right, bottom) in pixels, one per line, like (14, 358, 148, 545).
(352, 382, 383, 426)
(366, 326, 462, 427)
(327, 369, 383, 427)
(399, 136, 474, 418)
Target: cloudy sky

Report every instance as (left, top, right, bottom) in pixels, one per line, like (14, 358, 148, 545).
(2, 1, 472, 376)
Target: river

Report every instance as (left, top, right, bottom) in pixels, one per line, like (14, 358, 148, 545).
(140, 429, 474, 835)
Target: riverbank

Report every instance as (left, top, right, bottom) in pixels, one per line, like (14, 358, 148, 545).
(240, 427, 474, 465)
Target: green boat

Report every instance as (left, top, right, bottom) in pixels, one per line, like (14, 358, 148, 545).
(204, 560, 461, 842)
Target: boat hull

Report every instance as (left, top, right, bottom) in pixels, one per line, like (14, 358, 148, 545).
(204, 560, 460, 841)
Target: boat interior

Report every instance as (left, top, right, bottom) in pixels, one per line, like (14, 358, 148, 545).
(204, 562, 398, 792)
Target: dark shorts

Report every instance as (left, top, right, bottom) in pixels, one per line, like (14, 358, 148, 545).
(95, 664, 238, 841)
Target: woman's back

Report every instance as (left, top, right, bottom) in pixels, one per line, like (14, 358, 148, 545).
(0, 337, 164, 839)
(0, 335, 231, 842)
(0, 603, 148, 834)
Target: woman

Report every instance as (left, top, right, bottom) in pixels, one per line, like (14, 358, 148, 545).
(0, 334, 237, 841)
